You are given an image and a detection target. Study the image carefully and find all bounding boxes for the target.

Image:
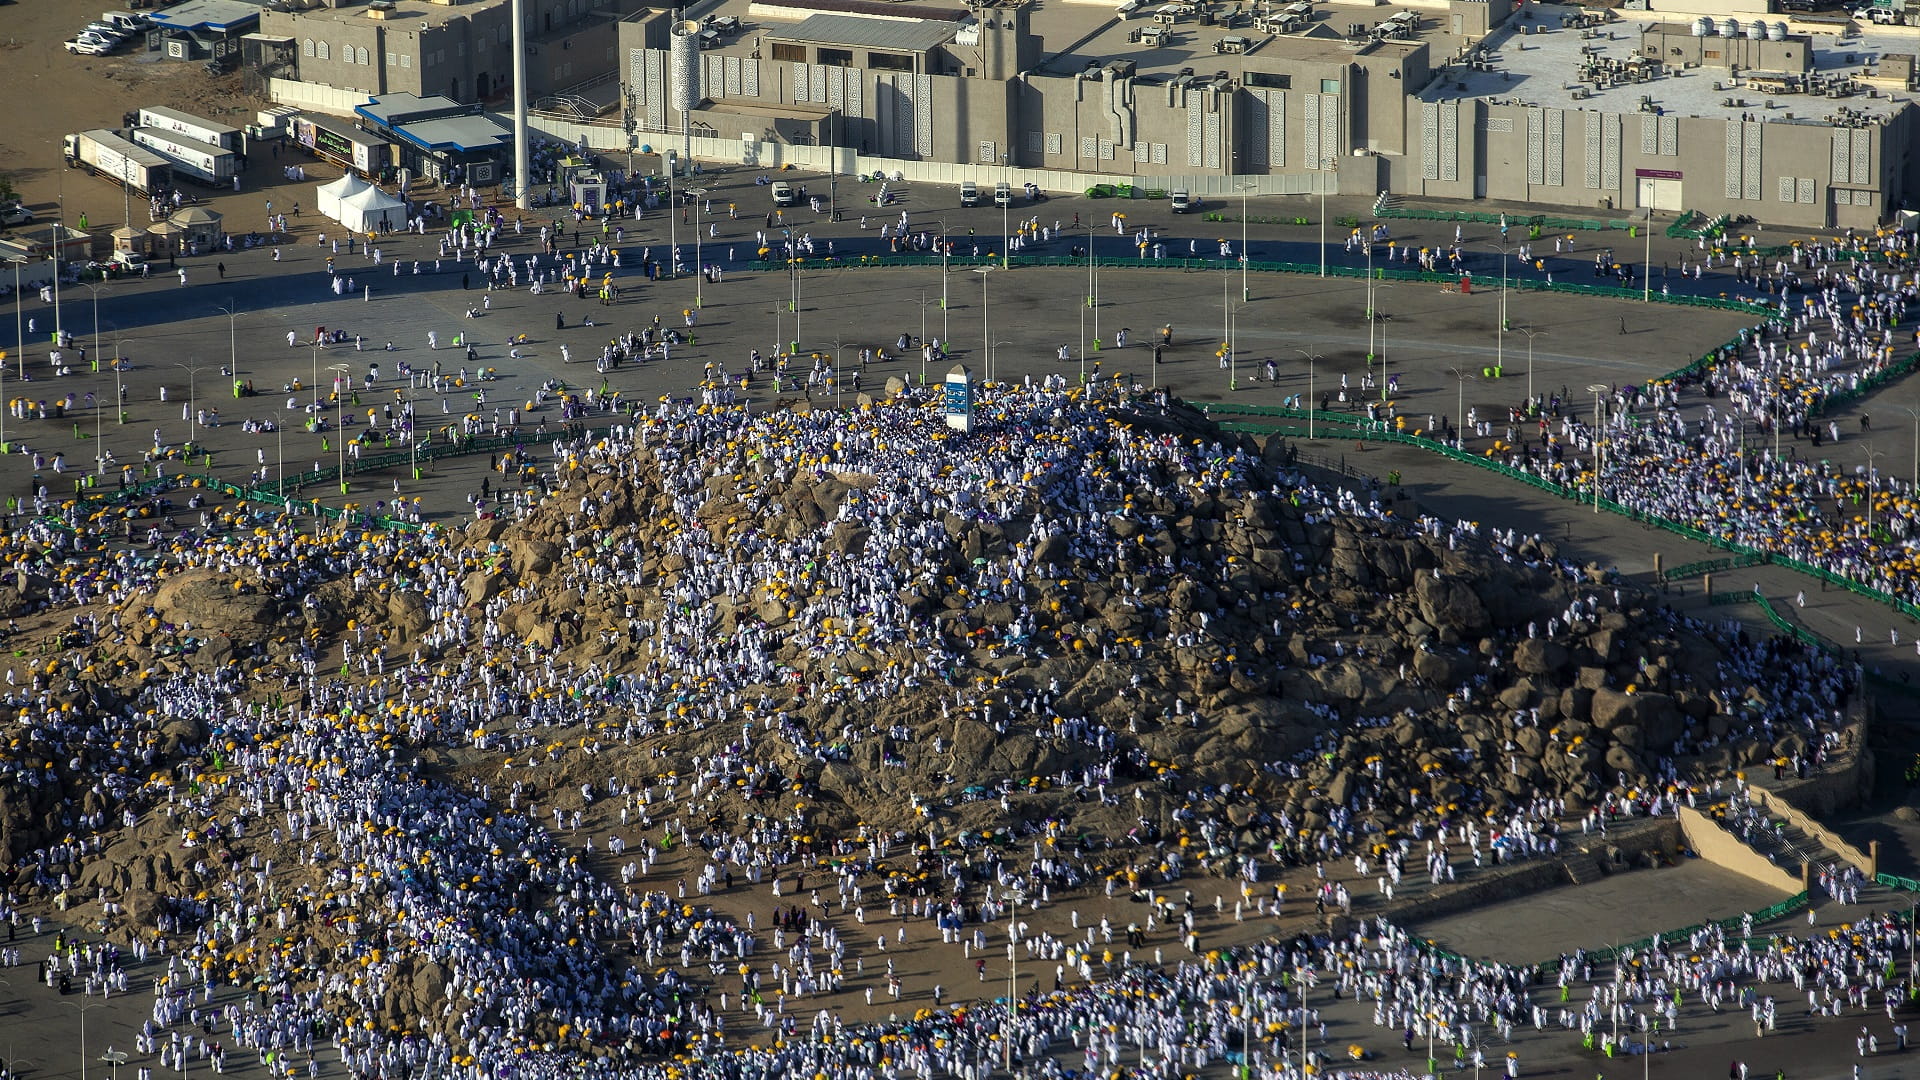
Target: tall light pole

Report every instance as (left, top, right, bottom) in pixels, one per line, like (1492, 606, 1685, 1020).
(686, 188, 706, 308)
(8, 256, 24, 379)
(309, 337, 323, 412)
(1449, 366, 1476, 447)
(214, 304, 242, 378)
(1494, 241, 1511, 377)
(1295, 345, 1321, 439)
(1643, 206, 1654, 303)
(108, 328, 128, 423)
(1073, 221, 1098, 383)
(1005, 913, 1020, 1076)
(1588, 383, 1610, 514)
(79, 281, 107, 363)
(1863, 442, 1886, 540)
(1369, 283, 1394, 397)
(913, 291, 938, 386)
(973, 266, 996, 382)
(277, 404, 290, 500)
(929, 219, 951, 351)
(330, 362, 351, 494)
(51, 220, 64, 344)
(173, 360, 212, 445)
(1000, 163, 1011, 271)
(1317, 157, 1334, 278)
(1517, 325, 1548, 409)
(93, 382, 105, 474)
(1227, 302, 1241, 393)
(1236, 180, 1256, 301)
(58, 999, 107, 1080)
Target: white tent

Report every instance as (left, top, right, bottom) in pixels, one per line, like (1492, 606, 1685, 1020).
(335, 185, 407, 234)
(314, 173, 370, 222)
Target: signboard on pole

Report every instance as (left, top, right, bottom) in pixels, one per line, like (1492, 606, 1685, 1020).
(943, 364, 973, 433)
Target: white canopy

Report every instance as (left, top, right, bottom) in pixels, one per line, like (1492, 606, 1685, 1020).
(334, 185, 407, 234)
(314, 173, 370, 221)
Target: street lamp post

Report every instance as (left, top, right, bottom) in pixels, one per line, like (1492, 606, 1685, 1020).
(686, 188, 707, 308)
(1494, 242, 1511, 377)
(1863, 443, 1886, 540)
(1295, 345, 1322, 439)
(913, 291, 938, 385)
(215, 304, 242, 378)
(1236, 180, 1256, 301)
(927, 219, 951, 353)
(1517, 325, 1548, 409)
(80, 281, 107, 363)
(1001, 164, 1012, 271)
(1369, 283, 1394, 398)
(1317, 157, 1334, 278)
(1228, 302, 1241, 394)
(108, 329, 129, 424)
(58, 998, 107, 1080)
(973, 266, 996, 382)
(8, 256, 24, 380)
(330, 363, 351, 496)
(1449, 366, 1476, 447)
(93, 383, 105, 474)
(173, 360, 212, 447)
(277, 405, 290, 501)
(101, 1048, 129, 1080)
(1643, 206, 1654, 303)
(1588, 383, 1611, 514)
(309, 337, 323, 412)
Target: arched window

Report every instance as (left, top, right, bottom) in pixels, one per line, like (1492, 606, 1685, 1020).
(302, 38, 314, 56)
(358, 47, 369, 65)
(340, 43, 353, 63)
(316, 40, 329, 60)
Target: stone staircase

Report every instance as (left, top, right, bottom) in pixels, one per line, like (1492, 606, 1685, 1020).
(1561, 850, 1609, 886)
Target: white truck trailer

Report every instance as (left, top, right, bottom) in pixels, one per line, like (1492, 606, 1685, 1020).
(135, 105, 241, 153)
(130, 128, 238, 186)
(64, 130, 172, 196)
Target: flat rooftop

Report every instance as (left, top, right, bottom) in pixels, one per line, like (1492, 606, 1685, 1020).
(1419, 2, 1911, 123)
(697, 0, 1448, 82)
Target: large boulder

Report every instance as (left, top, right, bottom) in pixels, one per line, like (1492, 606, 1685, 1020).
(1413, 570, 1490, 636)
(151, 569, 277, 631)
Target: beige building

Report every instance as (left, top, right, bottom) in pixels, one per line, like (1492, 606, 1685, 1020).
(260, 0, 649, 106)
(628, 0, 1920, 226)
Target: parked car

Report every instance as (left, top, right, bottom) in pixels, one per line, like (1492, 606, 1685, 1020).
(770, 181, 797, 207)
(1170, 188, 1199, 213)
(65, 36, 115, 54)
(993, 181, 1013, 207)
(959, 180, 981, 207)
(0, 204, 33, 226)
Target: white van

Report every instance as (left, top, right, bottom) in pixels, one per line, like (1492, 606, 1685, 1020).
(100, 11, 150, 33)
(993, 181, 1013, 207)
(959, 180, 981, 207)
(770, 181, 798, 207)
(1170, 189, 1198, 213)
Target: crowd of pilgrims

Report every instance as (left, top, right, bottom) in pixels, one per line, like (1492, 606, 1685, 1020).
(1347, 228, 1920, 610)
(0, 371, 1872, 1080)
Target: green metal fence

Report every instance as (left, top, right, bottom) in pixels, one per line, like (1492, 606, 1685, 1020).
(1661, 554, 1768, 582)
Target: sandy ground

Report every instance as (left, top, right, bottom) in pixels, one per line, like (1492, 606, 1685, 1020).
(0, 0, 282, 240)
